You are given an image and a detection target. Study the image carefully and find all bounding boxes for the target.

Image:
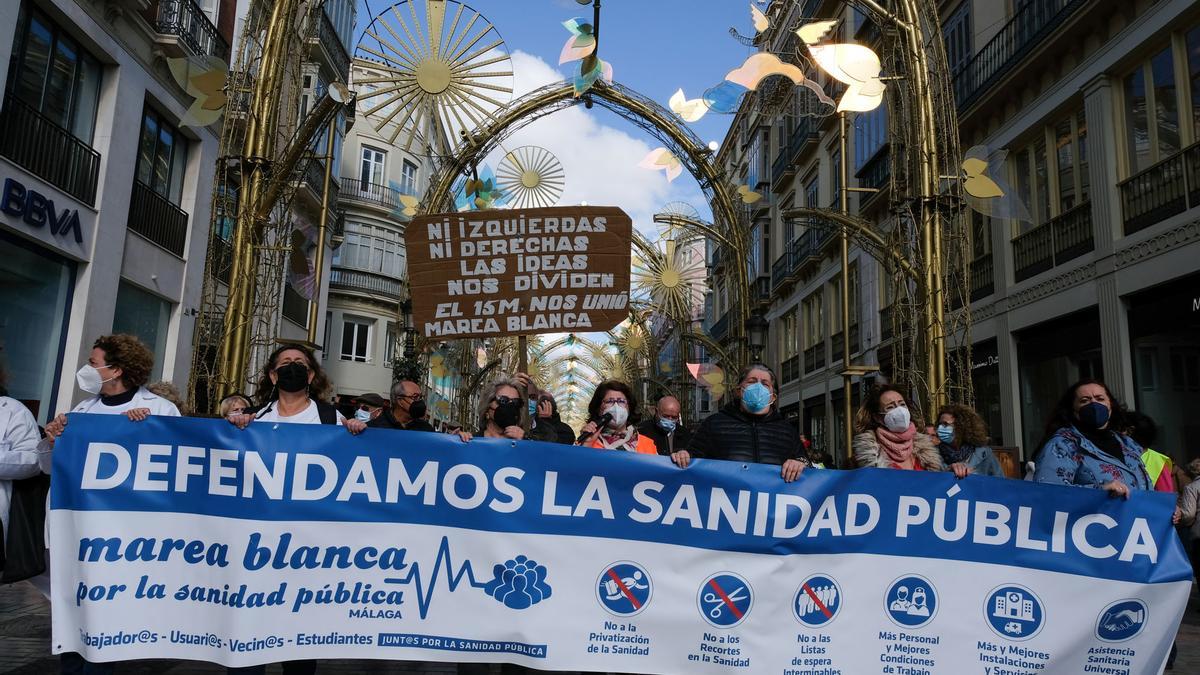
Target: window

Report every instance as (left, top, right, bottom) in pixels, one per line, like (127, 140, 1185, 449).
(112, 282, 171, 380)
(341, 317, 372, 362)
(6, 5, 102, 142)
(1053, 108, 1089, 211)
(384, 321, 399, 363)
(779, 310, 798, 359)
(854, 106, 887, 171)
(1188, 27, 1200, 142)
(1123, 47, 1182, 174)
(136, 106, 188, 204)
(1172, 348, 1200, 392)
(400, 159, 418, 194)
(361, 146, 386, 186)
(942, 2, 971, 81)
(749, 224, 761, 278)
(802, 290, 824, 350)
(830, 149, 842, 209)
(1010, 107, 1087, 233)
(829, 263, 860, 336)
(333, 222, 406, 277)
(323, 311, 332, 361)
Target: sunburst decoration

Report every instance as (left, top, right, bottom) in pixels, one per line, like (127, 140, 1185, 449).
(632, 233, 707, 324)
(657, 201, 701, 240)
(495, 146, 565, 209)
(355, 0, 514, 154)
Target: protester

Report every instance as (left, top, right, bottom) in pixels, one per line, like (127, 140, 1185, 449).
(577, 380, 658, 454)
(38, 334, 180, 674)
(226, 344, 364, 435)
(685, 365, 807, 482)
(353, 392, 388, 423)
(0, 365, 41, 549)
(478, 376, 529, 440)
(147, 380, 188, 415)
(371, 380, 435, 431)
(531, 390, 575, 444)
(218, 393, 251, 418)
(1179, 459, 1200, 574)
(1126, 410, 1175, 493)
(808, 448, 832, 469)
(1032, 379, 1157, 501)
(935, 404, 1004, 477)
(852, 384, 954, 474)
(637, 394, 691, 456)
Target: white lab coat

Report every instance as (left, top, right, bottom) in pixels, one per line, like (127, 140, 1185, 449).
(36, 387, 181, 473)
(0, 396, 41, 546)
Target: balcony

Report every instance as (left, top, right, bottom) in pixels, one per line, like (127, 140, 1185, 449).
(781, 355, 801, 384)
(0, 95, 100, 206)
(340, 177, 408, 211)
(329, 268, 405, 300)
(147, 0, 230, 60)
(128, 180, 189, 257)
(771, 249, 792, 295)
(1119, 142, 1200, 235)
(969, 253, 994, 302)
(803, 343, 826, 373)
(710, 311, 731, 342)
(953, 0, 1088, 111)
(1012, 201, 1093, 282)
(771, 116, 818, 189)
(313, 9, 351, 83)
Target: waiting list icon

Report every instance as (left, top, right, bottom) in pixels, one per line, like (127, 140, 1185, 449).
(993, 591, 1036, 622)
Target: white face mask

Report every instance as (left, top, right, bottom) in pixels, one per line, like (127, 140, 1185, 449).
(604, 404, 629, 428)
(76, 364, 115, 395)
(882, 405, 911, 433)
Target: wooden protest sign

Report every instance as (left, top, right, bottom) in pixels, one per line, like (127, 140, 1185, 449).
(406, 205, 632, 339)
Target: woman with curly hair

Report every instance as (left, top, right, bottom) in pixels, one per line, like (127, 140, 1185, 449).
(853, 384, 969, 477)
(226, 344, 364, 435)
(934, 403, 1004, 477)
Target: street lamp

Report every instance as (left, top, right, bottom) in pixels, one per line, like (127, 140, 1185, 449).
(400, 298, 415, 360)
(744, 312, 768, 363)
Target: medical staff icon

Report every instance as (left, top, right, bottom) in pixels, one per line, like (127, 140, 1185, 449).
(1096, 599, 1148, 642)
(984, 585, 1045, 641)
(596, 561, 652, 617)
(884, 575, 938, 629)
(698, 572, 753, 628)
(793, 574, 842, 628)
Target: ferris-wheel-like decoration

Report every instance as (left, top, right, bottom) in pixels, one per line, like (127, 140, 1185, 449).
(657, 201, 701, 241)
(355, 0, 514, 154)
(495, 145, 565, 209)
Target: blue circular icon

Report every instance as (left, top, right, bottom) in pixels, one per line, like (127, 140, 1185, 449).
(884, 575, 938, 629)
(698, 572, 753, 628)
(793, 574, 842, 628)
(984, 585, 1045, 641)
(596, 561, 652, 617)
(1096, 599, 1148, 642)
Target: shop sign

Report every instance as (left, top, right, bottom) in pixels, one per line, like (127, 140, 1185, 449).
(0, 177, 83, 243)
(972, 355, 999, 370)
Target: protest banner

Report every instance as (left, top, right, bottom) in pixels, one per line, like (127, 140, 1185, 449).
(51, 414, 1189, 673)
(405, 205, 632, 339)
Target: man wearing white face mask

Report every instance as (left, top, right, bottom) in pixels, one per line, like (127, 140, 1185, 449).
(36, 334, 178, 675)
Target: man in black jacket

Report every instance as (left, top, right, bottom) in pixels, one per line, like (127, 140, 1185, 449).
(637, 394, 691, 456)
(684, 364, 807, 482)
(369, 380, 435, 432)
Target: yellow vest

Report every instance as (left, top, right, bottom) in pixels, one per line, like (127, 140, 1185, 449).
(1141, 448, 1171, 486)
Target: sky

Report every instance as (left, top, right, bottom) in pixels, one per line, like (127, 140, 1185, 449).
(354, 0, 757, 231)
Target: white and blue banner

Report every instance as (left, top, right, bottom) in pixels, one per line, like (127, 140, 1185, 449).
(50, 414, 1191, 673)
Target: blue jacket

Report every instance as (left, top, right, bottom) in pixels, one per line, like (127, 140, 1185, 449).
(938, 443, 1005, 477)
(1032, 426, 1151, 491)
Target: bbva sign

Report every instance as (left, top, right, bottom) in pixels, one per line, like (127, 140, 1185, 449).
(1, 177, 83, 243)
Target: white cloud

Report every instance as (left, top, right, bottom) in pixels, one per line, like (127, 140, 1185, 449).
(484, 50, 712, 238)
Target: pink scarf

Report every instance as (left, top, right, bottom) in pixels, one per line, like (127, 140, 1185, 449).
(875, 423, 917, 466)
(597, 426, 640, 452)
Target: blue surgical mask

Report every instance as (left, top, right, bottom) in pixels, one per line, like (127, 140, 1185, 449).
(528, 399, 538, 417)
(354, 409, 373, 423)
(1077, 401, 1110, 431)
(741, 382, 772, 413)
(936, 424, 955, 444)
(657, 417, 678, 433)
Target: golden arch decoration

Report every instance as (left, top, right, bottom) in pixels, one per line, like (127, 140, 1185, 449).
(417, 80, 753, 361)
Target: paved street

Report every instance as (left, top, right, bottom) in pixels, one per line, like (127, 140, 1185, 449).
(3, 579, 1200, 673)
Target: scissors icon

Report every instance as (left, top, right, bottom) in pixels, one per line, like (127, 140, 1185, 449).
(703, 586, 748, 619)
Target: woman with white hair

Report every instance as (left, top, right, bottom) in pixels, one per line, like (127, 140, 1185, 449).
(477, 375, 528, 440)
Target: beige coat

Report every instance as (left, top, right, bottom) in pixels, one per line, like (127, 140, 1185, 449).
(853, 429, 944, 471)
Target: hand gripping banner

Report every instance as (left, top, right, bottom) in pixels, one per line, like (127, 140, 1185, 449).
(49, 414, 1190, 673)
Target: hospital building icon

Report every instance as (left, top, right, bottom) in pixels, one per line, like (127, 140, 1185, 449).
(993, 591, 1035, 622)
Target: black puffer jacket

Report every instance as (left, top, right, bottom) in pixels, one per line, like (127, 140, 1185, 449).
(687, 403, 806, 466)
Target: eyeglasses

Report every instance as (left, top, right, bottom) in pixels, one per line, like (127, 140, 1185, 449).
(396, 392, 424, 401)
(496, 395, 520, 406)
(603, 398, 628, 406)
(358, 405, 377, 412)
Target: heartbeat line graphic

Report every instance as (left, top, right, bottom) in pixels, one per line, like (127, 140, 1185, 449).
(383, 536, 488, 619)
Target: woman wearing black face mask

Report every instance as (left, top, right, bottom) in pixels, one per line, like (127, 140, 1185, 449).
(226, 345, 365, 436)
(477, 377, 526, 440)
(1033, 379, 1162, 503)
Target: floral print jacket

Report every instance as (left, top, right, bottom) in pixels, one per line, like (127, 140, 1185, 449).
(1032, 426, 1151, 491)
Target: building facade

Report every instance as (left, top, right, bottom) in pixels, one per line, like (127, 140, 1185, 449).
(0, 0, 232, 421)
(321, 58, 431, 400)
(707, 0, 1200, 467)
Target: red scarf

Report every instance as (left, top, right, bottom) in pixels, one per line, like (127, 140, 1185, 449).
(875, 423, 918, 467)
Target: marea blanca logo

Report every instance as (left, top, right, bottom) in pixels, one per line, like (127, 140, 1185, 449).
(482, 555, 552, 609)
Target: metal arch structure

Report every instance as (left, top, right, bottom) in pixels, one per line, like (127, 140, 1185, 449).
(417, 79, 753, 363)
